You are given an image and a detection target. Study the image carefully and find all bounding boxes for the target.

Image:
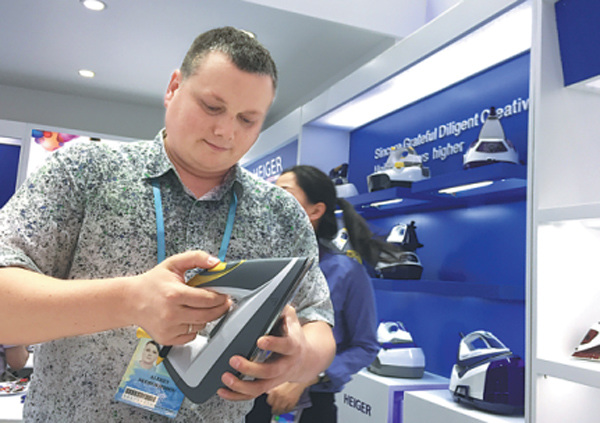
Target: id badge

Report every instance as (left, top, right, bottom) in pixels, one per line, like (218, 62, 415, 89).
(114, 328, 185, 418)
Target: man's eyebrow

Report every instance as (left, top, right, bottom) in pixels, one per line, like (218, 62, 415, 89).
(203, 93, 265, 116)
(202, 92, 226, 104)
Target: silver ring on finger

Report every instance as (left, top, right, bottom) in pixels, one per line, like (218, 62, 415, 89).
(187, 323, 193, 335)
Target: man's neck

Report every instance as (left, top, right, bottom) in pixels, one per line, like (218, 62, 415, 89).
(161, 132, 229, 198)
(178, 169, 225, 199)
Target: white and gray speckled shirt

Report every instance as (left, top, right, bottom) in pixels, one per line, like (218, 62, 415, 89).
(0, 131, 333, 422)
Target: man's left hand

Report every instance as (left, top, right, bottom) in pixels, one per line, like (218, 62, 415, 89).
(216, 305, 334, 401)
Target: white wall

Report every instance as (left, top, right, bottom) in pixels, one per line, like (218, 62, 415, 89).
(298, 125, 349, 173)
(0, 84, 164, 140)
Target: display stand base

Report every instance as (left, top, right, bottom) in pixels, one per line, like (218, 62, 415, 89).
(403, 389, 524, 423)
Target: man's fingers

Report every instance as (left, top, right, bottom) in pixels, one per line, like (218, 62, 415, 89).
(227, 353, 289, 386)
(164, 250, 220, 274)
(217, 372, 271, 401)
(179, 288, 232, 312)
(216, 386, 254, 402)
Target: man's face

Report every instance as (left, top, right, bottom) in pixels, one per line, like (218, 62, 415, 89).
(163, 51, 274, 180)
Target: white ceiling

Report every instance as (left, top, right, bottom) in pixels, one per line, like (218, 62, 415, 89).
(0, 0, 458, 130)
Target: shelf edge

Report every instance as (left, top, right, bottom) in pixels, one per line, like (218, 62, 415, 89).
(535, 358, 600, 389)
(372, 278, 525, 301)
(537, 203, 600, 223)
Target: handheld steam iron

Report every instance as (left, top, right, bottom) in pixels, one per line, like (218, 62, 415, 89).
(162, 256, 314, 404)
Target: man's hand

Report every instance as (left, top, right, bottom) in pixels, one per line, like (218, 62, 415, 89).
(129, 250, 232, 346)
(266, 382, 310, 416)
(0, 250, 232, 345)
(216, 305, 335, 401)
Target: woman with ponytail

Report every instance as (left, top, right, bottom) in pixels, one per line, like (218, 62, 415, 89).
(247, 165, 397, 423)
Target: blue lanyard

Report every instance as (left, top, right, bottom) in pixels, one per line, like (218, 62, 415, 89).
(151, 180, 238, 264)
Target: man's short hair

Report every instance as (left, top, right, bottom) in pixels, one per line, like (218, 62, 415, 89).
(180, 26, 278, 91)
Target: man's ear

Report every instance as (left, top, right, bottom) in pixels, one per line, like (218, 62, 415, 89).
(164, 70, 182, 107)
(307, 202, 327, 224)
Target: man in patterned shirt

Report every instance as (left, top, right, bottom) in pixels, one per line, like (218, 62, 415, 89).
(0, 27, 335, 422)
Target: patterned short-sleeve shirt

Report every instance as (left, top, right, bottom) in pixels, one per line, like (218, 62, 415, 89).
(0, 131, 333, 423)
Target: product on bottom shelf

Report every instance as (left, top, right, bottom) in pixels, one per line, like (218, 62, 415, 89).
(572, 322, 600, 360)
(463, 106, 520, 169)
(374, 221, 423, 280)
(329, 163, 359, 198)
(449, 330, 524, 415)
(367, 145, 430, 192)
(368, 321, 425, 378)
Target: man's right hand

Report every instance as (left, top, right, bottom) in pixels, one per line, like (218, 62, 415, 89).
(129, 250, 232, 346)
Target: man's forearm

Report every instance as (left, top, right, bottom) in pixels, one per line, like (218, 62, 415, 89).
(0, 267, 133, 345)
(0, 251, 232, 347)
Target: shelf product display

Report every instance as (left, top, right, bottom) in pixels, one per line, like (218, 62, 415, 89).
(449, 330, 524, 416)
(308, 52, 528, 419)
(530, 0, 600, 420)
(324, 42, 528, 420)
(367, 146, 431, 192)
(329, 163, 359, 198)
(243, 2, 530, 420)
(463, 106, 521, 169)
(368, 321, 426, 379)
(374, 221, 424, 280)
(572, 321, 600, 361)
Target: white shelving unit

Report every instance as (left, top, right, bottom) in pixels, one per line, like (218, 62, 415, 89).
(0, 394, 24, 423)
(404, 390, 524, 423)
(335, 369, 449, 423)
(528, 0, 600, 421)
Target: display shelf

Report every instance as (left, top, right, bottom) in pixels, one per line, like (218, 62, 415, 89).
(528, 1, 600, 420)
(0, 393, 24, 423)
(372, 278, 525, 302)
(403, 389, 524, 423)
(535, 216, 600, 393)
(348, 163, 527, 216)
(336, 369, 449, 423)
(535, 357, 600, 390)
(536, 202, 600, 224)
(414, 162, 527, 197)
(534, 374, 600, 423)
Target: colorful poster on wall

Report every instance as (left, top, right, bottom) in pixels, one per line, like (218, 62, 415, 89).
(26, 129, 123, 177)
